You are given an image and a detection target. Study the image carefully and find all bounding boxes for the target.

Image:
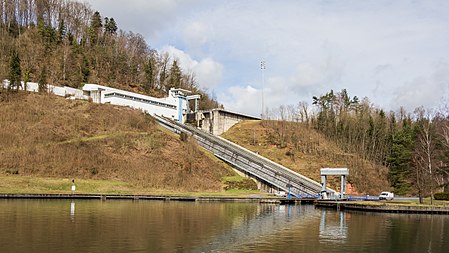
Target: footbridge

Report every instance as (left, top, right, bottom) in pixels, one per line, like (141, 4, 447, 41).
(154, 115, 336, 197)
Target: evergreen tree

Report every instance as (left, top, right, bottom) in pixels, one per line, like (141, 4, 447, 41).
(57, 18, 66, 44)
(104, 17, 118, 35)
(144, 57, 155, 92)
(168, 60, 182, 90)
(88, 11, 102, 45)
(8, 50, 21, 92)
(8, 19, 19, 38)
(38, 18, 57, 51)
(38, 65, 47, 92)
(386, 120, 415, 195)
(81, 55, 90, 83)
(0, 0, 220, 109)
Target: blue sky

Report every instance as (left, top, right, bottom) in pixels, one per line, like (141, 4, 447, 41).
(85, 0, 449, 117)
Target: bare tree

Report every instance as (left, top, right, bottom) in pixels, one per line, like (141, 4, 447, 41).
(297, 101, 309, 125)
(286, 104, 295, 122)
(158, 53, 169, 91)
(414, 107, 436, 204)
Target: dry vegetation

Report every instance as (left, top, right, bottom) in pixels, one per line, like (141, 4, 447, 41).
(221, 120, 390, 195)
(0, 0, 220, 109)
(0, 92, 234, 193)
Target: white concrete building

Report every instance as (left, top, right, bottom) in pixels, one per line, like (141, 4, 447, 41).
(2, 80, 200, 122)
(82, 84, 200, 122)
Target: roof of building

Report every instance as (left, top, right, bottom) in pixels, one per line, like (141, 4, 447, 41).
(82, 84, 177, 104)
(200, 108, 261, 120)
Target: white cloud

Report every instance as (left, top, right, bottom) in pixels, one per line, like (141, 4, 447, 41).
(183, 22, 211, 47)
(221, 57, 346, 116)
(84, 0, 449, 115)
(161, 46, 223, 89)
(391, 60, 449, 111)
(218, 73, 321, 116)
(290, 64, 322, 88)
(220, 85, 262, 117)
(193, 58, 223, 89)
(84, 0, 206, 40)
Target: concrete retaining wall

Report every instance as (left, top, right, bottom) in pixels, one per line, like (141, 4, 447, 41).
(315, 201, 449, 214)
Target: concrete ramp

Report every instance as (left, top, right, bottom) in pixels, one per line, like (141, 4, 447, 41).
(154, 115, 336, 197)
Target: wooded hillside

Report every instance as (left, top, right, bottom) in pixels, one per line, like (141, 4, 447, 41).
(222, 120, 389, 195)
(264, 89, 449, 200)
(0, 0, 219, 109)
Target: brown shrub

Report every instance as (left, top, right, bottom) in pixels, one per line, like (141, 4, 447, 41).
(222, 120, 390, 195)
(0, 93, 232, 192)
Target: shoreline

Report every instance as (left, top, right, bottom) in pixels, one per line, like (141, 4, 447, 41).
(0, 193, 282, 204)
(316, 200, 449, 215)
(3, 193, 449, 215)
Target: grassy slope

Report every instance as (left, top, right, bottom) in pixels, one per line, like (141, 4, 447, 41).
(0, 92, 244, 194)
(221, 120, 390, 195)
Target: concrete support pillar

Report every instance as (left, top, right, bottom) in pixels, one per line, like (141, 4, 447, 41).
(321, 176, 326, 192)
(340, 175, 346, 199)
(321, 175, 327, 199)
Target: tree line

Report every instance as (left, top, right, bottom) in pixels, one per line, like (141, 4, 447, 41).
(0, 0, 219, 109)
(265, 89, 449, 202)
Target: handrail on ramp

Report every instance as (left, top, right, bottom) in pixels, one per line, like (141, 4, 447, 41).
(152, 114, 336, 197)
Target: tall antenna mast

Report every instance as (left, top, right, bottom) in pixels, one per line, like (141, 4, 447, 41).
(261, 60, 266, 119)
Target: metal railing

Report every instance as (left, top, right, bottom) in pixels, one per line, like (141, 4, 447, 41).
(154, 115, 336, 197)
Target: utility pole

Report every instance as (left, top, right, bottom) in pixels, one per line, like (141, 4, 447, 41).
(261, 60, 266, 119)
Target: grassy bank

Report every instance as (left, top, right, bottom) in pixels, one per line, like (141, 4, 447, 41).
(316, 200, 449, 215)
(350, 200, 449, 208)
(0, 175, 263, 197)
(0, 92, 261, 194)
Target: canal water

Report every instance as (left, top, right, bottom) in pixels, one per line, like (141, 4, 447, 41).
(0, 199, 448, 253)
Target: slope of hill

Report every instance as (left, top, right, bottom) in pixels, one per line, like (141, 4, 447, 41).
(0, 92, 237, 193)
(221, 120, 391, 195)
(0, 0, 220, 110)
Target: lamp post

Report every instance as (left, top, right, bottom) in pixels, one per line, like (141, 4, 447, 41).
(260, 60, 266, 119)
(71, 178, 76, 194)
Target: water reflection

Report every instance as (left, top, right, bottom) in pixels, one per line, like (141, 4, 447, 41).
(319, 210, 347, 243)
(0, 200, 448, 253)
(194, 204, 301, 252)
(70, 201, 75, 221)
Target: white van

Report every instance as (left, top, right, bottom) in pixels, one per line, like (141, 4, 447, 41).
(379, 192, 394, 200)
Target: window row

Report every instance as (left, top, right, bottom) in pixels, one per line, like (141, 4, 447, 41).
(104, 92, 177, 109)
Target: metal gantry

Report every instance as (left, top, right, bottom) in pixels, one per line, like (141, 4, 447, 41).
(154, 115, 336, 197)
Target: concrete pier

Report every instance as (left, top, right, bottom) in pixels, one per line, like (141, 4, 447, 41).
(0, 193, 281, 204)
(315, 200, 449, 214)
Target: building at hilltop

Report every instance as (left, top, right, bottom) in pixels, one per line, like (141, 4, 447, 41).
(84, 84, 261, 133)
(3, 80, 259, 133)
(2, 80, 200, 123)
(82, 84, 200, 122)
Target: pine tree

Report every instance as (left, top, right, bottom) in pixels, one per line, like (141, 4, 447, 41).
(168, 60, 182, 90)
(8, 50, 22, 92)
(144, 57, 155, 92)
(8, 19, 19, 38)
(57, 18, 66, 44)
(0, 0, 220, 110)
(109, 18, 118, 34)
(88, 11, 102, 45)
(104, 17, 118, 35)
(387, 119, 415, 195)
(81, 55, 90, 83)
(38, 65, 47, 92)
